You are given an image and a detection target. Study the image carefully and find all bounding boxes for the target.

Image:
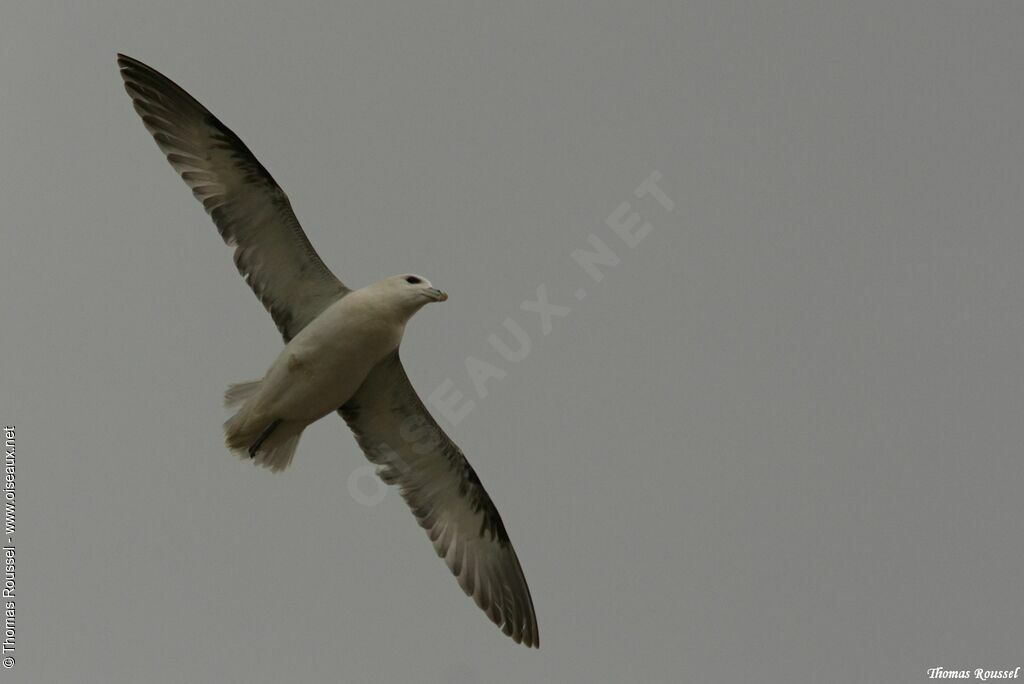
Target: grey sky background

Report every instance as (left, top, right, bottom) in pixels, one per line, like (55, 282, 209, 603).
(3, 2, 1024, 682)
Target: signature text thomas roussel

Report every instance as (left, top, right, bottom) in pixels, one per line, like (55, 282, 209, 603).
(928, 668, 1021, 680)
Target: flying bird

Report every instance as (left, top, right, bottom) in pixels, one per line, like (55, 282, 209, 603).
(117, 54, 538, 648)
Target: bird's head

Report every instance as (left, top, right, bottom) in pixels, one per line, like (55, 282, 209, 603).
(369, 274, 448, 319)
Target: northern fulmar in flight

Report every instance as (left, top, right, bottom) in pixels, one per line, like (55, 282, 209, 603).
(117, 54, 538, 648)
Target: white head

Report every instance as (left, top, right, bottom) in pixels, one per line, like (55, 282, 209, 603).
(364, 274, 448, 320)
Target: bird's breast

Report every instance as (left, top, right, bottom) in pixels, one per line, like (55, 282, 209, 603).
(263, 299, 404, 422)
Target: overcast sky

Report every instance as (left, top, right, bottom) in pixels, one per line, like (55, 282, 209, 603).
(4, 2, 1024, 682)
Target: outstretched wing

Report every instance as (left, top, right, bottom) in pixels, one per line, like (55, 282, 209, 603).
(340, 352, 539, 647)
(117, 54, 348, 340)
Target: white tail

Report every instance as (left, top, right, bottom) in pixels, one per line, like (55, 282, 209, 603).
(224, 379, 262, 408)
(251, 423, 303, 472)
(223, 378, 304, 472)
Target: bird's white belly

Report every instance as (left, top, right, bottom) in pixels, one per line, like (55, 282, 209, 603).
(254, 299, 403, 423)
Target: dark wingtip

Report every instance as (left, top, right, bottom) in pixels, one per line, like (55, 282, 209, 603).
(116, 53, 149, 74)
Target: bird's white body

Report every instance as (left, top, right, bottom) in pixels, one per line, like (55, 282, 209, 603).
(250, 290, 405, 423)
(223, 277, 441, 469)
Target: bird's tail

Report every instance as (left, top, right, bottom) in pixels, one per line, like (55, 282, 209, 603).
(223, 379, 304, 472)
(224, 379, 262, 408)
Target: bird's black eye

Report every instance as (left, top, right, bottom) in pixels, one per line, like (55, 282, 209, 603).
(405, 276, 422, 284)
